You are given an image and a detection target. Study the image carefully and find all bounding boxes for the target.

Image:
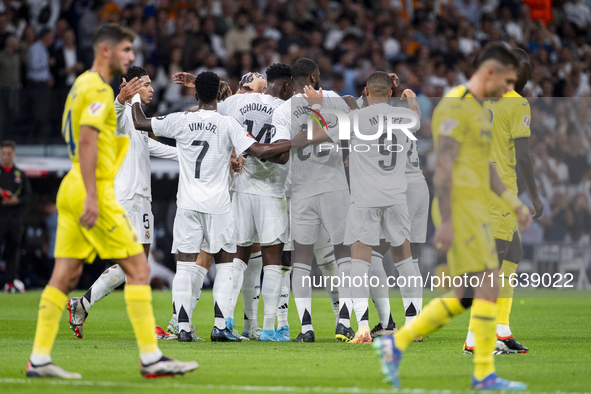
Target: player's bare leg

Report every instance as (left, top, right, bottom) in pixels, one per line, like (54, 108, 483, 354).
(211, 249, 242, 342)
(258, 243, 284, 341)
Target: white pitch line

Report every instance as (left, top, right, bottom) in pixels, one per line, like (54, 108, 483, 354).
(0, 378, 589, 394)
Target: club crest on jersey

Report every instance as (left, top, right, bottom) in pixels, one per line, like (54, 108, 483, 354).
(88, 101, 105, 116)
(145, 230, 150, 240)
(523, 115, 531, 127)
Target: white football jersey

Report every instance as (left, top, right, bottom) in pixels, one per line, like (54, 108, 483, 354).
(218, 93, 287, 197)
(114, 100, 178, 202)
(405, 128, 425, 183)
(271, 91, 349, 200)
(347, 103, 419, 207)
(151, 110, 255, 214)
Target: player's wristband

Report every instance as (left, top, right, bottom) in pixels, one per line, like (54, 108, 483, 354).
(131, 93, 141, 105)
(501, 189, 529, 215)
(311, 103, 322, 110)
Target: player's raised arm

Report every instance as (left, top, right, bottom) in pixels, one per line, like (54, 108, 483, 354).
(148, 138, 178, 161)
(401, 89, 421, 120)
(131, 96, 153, 132)
(172, 72, 196, 88)
(432, 135, 459, 254)
(78, 125, 100, 229)
(302, 86, 333, 144)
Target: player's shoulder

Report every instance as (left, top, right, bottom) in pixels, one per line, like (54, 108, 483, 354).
(76, 71, 111, 94)
(444, 85, 470, 99)
(503, 90, 529, 109)
(323, 89, 341, 98)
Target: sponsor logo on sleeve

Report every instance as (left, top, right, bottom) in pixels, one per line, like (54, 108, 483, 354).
(440, 117, 459, 136)
(523, 115, 530, 127)
(88, 102, 105, 116)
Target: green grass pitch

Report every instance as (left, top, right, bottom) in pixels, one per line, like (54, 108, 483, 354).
(1, 290, 590, 393)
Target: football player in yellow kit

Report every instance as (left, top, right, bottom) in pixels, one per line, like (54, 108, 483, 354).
(374, 44, 532, 390)
(26, 24, 198, 379)
(463, 48, 543, 355)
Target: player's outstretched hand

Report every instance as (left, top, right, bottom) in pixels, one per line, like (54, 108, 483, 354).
(172, 72, 196, 88)
(433, 220, 453, 255)
(231, 155, 244, 172)
(303, 86, 323, 107)
(531, 196, 544, 219)
(118, 77, 143, 104)
(516, 204, 533, 232)
(79, 196, 99, 230)
(292, 128, 309, 148)
(389, 73, 400, 88)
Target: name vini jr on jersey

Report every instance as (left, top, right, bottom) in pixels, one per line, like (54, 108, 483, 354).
(189, 122, 217, 134)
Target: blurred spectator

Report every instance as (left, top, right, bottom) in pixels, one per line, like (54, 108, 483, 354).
(28, 0, 61, 33)
(225, 11, 256, 58)
(78, 1, 105, 68)
(52, 29, 83, 89)
(567, 194, 591, 242)
(564, 0, 591, 30)
(1, 140, 31, 292)
(0, 13, 9, 51)
(564, 134, 590, 184)
(546, 190, 571, 241)
(0, 35, 20, 141)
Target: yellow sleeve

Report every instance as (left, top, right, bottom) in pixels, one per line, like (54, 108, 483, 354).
(78, 85, 113, 132)
(434, 103, 466, 144)
(509, 98, 531, 139)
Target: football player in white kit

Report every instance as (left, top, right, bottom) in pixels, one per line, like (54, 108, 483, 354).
(67, 66, 179, 340)
(272, 58, 354, 343)
(131, 71, 307, 342)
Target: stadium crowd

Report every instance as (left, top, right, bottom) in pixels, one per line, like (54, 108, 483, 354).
(0, 0, 590, 288)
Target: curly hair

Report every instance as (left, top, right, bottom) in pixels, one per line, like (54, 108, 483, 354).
(195, 71, 220, 104)
(266, 63, 292, 83)
(291, 58, 318, 81)
(124, 66, 148, 82)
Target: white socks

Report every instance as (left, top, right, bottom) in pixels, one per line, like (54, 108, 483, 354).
(292, 262, 313, 332)
(228, 258, 247, 320)
(82, 264, 126, 310)
(243, 251, 262, 330)
(277, 265, 292, 328)
(350, 258, 371, 328)
(465, 330, 476, 348)
(172, 261, 194, 333)
(369, 252, 391, 327)
(314, 245, 340, 320)
(190, 265, 208, 320)
(497, 324, 512, 338)
(336, 257, 352, 327)
(394, 256, 418, 324)
(262, 265, 282, 331)
(212, 263, 234, 330)
(412, 258, 423, 316)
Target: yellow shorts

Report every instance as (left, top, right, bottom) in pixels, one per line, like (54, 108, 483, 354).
(54, 171, 144, 263)
(432, 198, 498, 277)
(489, 193, 517, 242)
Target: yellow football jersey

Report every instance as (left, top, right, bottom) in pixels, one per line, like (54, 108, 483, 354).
(432, 85, 493, 206)
(61, 71, 128, 180)
(485, 90, 531, 196)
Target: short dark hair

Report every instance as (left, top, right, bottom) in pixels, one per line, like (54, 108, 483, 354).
(1, 140, 16, 149)
(92, 23, 136, 48)
(37, 28, 53, 41)
(473, 43, 519, 70)
(291, 58, 318, 81)
(511, 47, 532, 93)
(195, 71, 220, 104)
(266, 63, 292, 83)
(366, 71, 393, 96)
(125, 66, 148, 81)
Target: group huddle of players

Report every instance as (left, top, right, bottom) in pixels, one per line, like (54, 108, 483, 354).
(26, 23, 541, 390)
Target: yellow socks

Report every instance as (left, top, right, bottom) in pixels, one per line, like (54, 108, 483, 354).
(124, 285, 161, 363)
(497, 261, 518, 329)
(31, 286, 67, 362)
(395, 292, 465, 351)
(472, 299, 498, 380)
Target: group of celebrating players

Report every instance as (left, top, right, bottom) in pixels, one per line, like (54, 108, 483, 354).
(25, 22, 542, 391)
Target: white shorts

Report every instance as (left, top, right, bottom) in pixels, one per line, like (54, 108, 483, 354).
(232, 192, 289, 247)
(119, 194, 153, 244)
(291, 190, 349, 246)
(406, 180, 429, 243)
(172, 207, 236, 254)
(343, 201, 410, 247)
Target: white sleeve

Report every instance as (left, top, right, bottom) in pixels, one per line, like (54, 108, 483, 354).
(151, 112, 186, 139)
(148, 138, 178, 161)
(402, 107, 421, 133)
(217, 94, 239, 116)
(271, 104, 291, 142)
(114, 99, 129, 135)
(228, 117, 256, 155)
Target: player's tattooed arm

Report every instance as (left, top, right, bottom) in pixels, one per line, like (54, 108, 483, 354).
(172, 72, 196, 88)
(131, 102, 153, 132)
(78, 125, 100, 229)
(432, 135, 459, 254)
(515, 138, 543, 219)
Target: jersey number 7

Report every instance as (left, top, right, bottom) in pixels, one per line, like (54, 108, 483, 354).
(191, 140, 210, 178)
